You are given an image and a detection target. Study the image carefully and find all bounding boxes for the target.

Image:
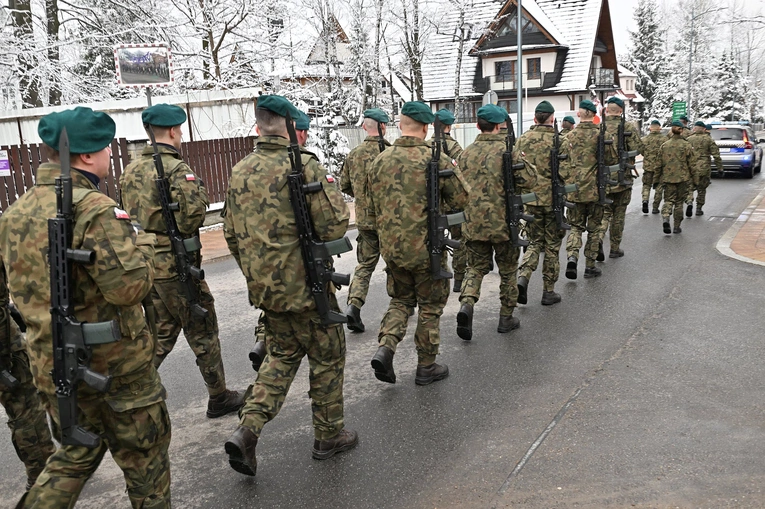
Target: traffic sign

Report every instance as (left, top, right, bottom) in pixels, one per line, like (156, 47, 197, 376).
(672, 101, 687, 121)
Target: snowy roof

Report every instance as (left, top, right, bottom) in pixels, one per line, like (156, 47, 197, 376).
(618, 64, 636, 78)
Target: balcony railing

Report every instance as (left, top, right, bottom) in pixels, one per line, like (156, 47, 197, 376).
(590, 68, 617, 91)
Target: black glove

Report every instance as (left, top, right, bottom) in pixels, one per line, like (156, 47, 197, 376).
(652, 182, 659, 190)
(7, 304, 26, 333)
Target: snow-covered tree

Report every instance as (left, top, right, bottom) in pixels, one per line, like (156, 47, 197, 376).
(625, 0, 666, 120)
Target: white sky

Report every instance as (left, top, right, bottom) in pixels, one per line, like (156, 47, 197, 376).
(610, 0, 641, 56)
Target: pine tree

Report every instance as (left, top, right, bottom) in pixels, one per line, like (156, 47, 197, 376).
(626, 0, 665, 120)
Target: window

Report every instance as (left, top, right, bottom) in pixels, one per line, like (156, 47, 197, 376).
(496, 7, 541, 38)
(498, 100, 518, 114)
(527, 58, 541, 80)
(495, 60, 516, 82)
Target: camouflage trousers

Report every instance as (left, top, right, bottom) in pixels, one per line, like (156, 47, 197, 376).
(450, 225, 467, 281)
(641, 172, 663, 210)
(151, 278, 227, 396)
(347, 229, 381, 308)
(565, 202, 607, 267)
(686, 174, 710, 207)
(460, 240, 520, 316)
(519, 205, 564, 292)
(378, 261, 450, 366)
(25, 371, 171, 509)
(602, 188, 632, 251)
(240, 303, 346, 441)
(1, 349, 55, 490)
(662, 181, 690, 226)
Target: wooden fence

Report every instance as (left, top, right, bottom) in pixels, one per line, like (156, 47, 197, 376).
(0, 136, 255, 212)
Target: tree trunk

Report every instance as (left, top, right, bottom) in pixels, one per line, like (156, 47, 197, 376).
(10, 0, 42, 108)
(46, 0, 61, 105)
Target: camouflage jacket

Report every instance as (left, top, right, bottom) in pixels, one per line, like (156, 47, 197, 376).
(564, 122, 617, 203)
(560, 127, 573, 136)
(223, 136, 349, 313)
(339, 136, 390, 230)
(641, 131, 666, 173)
(120, 144, 209, 279)
(0, 163, 162, 408)
(458, 133, 534, 242)
(368, 136, 469, 271)
(687, 132, 722, 176)
(428, 133, 463, 161)
(656, 134, 695, 184)
(603, 116, 643, 193)
(513, 125, 570, 206)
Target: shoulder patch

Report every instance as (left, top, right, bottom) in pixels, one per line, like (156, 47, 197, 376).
(114, 208, 130, 220)
(452, 159, 457, 166)
(326, 175, 336, 183)
(185, 174, 196, 181)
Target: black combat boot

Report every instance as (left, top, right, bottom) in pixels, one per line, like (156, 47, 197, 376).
(663, 218, 671, 234)
(541, 290, 561, 306)
(345, 304, 365, 333)
(696, 205, 704, 216)
(517, 276, 529, 305)
(453, 278, 463, 293)
(642, 200, 649, 214)
(596, 242, 605, 262)
(456, 302, 473, 341)
(652, 207, 660, 214)
(371, 345, 396, 383)
(497, 315, 520, 333)
(225, 426, 258, 476)
(685, 203, 693, 217)
(584, 266, 602, 278)
(415, 363, 449, 385)
(565, 256, 577, 280)
(249, 341, 267, 372)
(673, 225, 682, 234)
(312, 429, 359, 460)
(207, 390, 245, 418)
(609, 248, 624, 258)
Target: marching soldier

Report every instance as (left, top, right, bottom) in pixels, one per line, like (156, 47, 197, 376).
(656, 120, 696, 234)
(641, 119, 666, 214)
(339, 108, 391, 332)
(560, 115, 576, 136)
(0, 107, 171, 508)
(685, 120, 722, 216)
(368, 101, 468, 385)
(120, 104, 245, 419)
(223, 95, 357, 476)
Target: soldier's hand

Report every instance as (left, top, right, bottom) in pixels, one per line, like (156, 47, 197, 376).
(652, 182, 659, 190)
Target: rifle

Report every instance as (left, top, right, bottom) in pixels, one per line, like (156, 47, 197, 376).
(146, 126, 208, 319)
(376, 122, 386, 154)
(616, 109, 639, 186)
(427, 118, 466, 279)
(551, 120, 578, 230)
(285, 111, 352, 325)
(49, 128, 120, 448)
(597, 120, 619, 205)
(503, 119, 537, 247)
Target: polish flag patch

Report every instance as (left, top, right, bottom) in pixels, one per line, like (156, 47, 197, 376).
(185, 174, 196, 181)
(451, 159, 458, 166)
(326, 175, 335, 183)
(114, 208, 130, 220)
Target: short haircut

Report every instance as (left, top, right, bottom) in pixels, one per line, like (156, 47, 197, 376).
(606, 103, 622, 115)
(579, 109, 594, 120)
(671, 126, 683, 135)
(399, 115, 424, 131)
(363, 118, 379, 131)
(255, 108, 288, 136)
(144, 125, 173, 138)
(534, 111, 553, 124)
(42, 144, 60, 161)
(477, 118, 498, 133)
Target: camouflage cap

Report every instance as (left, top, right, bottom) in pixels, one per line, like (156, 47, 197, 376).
(401, 101, 435, 124)
(38, 106, 115, 154)
(693, 120, 706, 128)
(256, 94, 301, 119)
(363, 108, 390, 123)
(435, 108, 456, 125)
(650, 119, 661, 126)
(142, 103, 186, 127)
(679, 115, 689, 122)
(671, 120, 684, 127)
(562, 115, 576, 124)
(476, 104, 507, 124)
(579, 100, 597, 113)
(295, 111, 311, 130)
(606, 96, 624, 109)
(535, 100, 554, 114)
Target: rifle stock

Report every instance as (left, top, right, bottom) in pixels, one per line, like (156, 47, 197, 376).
(551, 120, 577, 230)
(617, 110, 638, 186)
(597, 121, 618, 205)
(503, 119, 537, 247)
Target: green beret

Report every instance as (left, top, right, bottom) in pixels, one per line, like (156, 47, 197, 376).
(535, 100, 554, 114)
(579, 100, 597, 113)
(295, 111, 311, 131)
(256, 94, 300, 119)
(38, 107, 115, 154)
(363, 108, 389, 124)
(606, 96, 624, 109)
(650, 119, 661, 126)
(705, 124, 713, 130)
(671, 120, 684, 127)
(476, 104, 507, 124)
(435, 108, 456, 125)
(679, 115, 689, 122)
(142, 104, 186, 127)
(694, 120, 706, 128)
(401, 101, 435, 124)
(562, 116, 576, 125)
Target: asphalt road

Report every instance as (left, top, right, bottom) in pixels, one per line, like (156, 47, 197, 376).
(2, 171, 765, 508)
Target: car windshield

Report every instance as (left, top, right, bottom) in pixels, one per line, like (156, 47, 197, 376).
(711, 128, 745, 141)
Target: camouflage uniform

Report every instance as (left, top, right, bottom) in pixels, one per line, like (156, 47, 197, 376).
(339, 136, 390, 309)
(601, 115, 643, 253)
(641, 131, 666, 212)
(560, 127, 573, 136)
(517, 125, 569, 292)
(224, 135, 350, 441)
(656, 134, 696, 227)
(1, 268, 55, 491)
(0, 163, 170, 508)
(686, 131, 722, 210)
(564, 122, 616, 267)
(120, 144, 231, 397)
(368, 136, 468, 365)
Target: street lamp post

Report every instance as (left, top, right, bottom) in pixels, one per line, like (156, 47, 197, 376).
(516, 0, 523, 134)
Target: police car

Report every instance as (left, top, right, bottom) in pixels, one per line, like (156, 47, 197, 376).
(709, 122, 764, 179)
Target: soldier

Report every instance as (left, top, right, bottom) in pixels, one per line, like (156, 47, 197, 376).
(564, 100, 616, 280)
(685, 120, 722, 216)
(517, 100, 569, 306)
(600, 97, 643, 258)
(456, 104, 528, 339)
(641, 120, 666, 214)
(656, 120, 696, 234)
(1, 270, 56, 492)
(120, 103, 244, 419)
(368, 101, 468, 385)
(223, 95, 357, 476)
(0, 107, 171, 508)
(560, 115, 576, 136)
(295, 110, 311, 146)
(339, 108, 391, 332)
(679, 115, 692, 138)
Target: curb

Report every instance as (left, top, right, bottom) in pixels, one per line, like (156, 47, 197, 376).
(716, 185, 765, 267)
